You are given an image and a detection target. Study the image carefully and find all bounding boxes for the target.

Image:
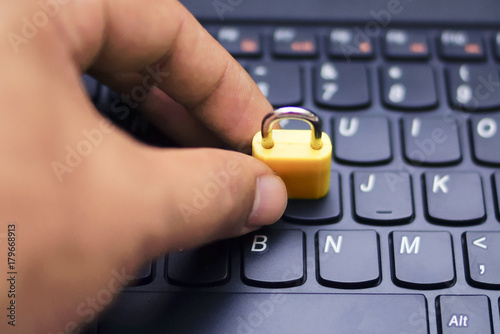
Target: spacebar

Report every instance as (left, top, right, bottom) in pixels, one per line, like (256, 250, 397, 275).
(98, 292, 428, 334)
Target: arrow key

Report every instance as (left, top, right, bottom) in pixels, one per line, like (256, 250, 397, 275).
(464, 232, 500, 288)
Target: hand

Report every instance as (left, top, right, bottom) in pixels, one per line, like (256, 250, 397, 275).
(0, 0, 287, 332)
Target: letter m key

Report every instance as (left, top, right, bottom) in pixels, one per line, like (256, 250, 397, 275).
(400, 236, 421, 254)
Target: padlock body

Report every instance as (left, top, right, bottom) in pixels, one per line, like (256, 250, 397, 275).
(252, 130, 332, 199)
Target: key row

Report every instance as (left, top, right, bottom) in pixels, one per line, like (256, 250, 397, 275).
(248, 62, 500, 111)
(284, 115, 500, 166)
(162, 231, 500, 291)
(284, 171, 498, 225)
(216, 26, 500, 61)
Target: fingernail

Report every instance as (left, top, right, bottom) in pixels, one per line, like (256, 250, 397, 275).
(247, 175, 287, 227)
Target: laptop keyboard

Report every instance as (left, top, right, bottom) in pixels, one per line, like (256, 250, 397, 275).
(86, 25, 500, 334)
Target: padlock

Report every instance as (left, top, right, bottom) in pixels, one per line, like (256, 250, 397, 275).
(252, 107, 332, 199)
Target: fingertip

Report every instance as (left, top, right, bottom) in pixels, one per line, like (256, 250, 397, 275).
(246, 175, 287, 227)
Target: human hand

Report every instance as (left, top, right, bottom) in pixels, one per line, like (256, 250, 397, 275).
(0, 0, 287, 332)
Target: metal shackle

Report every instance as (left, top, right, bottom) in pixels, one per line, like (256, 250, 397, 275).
(261, 107, 323, 150)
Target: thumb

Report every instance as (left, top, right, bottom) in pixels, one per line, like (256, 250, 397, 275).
(132, 146, 288, 254)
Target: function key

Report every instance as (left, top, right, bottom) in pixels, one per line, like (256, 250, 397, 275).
(384, 29, 429, 59)
(248, 63, 303, 107)
(272, 27, 317, 57)
(328, 28, 374, 60)
(470, 116, 500, 165)
(437, 295, 492, 333)
(381, 65, 437, 110)
(423, 172, 485, 225)
(402, 116, 461, 166)
(314, 62, 370, 109)
(391, 231, 455, 289)
(216, 26, 261, 57)
(439, 30, 485, 60)
(447, 65, 500, 111)
(464, 232, 500, 289)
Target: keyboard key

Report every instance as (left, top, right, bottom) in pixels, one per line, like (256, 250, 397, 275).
(333, 116, 392, 164)
(284, 172, 341, 223)
(99, 292, 428, 334)
(494, 32, 500, 60)
(83, 74, 100, 103)
(447, 65, 500, 111)
(166, 241, 229, 287)
(381, 65, 437, 110)
(439, 30, 485, 60)
(495, 173, 500, 219)
(248, 63, 302, 107)
(328, 28, 374, 60)
(391, 231, 455, 289)
(437, 295, 492, 333)
(316, 230, 380, 288)
(272, 27, 317, 57)
(242, 230, 305, 288)
(353, 172, 414, 224)
(470, 116, 500, 165)
(384, 29, 429, 59)
(464, 232, 500, 289)
(130, 260, 154, 286)
(216, 26, 261, 56)
(314, 62, 370, 108)
(423, 172, 485, 225)
(402, 116, 461, 165)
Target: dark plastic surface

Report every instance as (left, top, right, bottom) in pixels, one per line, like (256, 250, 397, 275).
(98, 292, 428, 334)
(181, 0, 500, 26)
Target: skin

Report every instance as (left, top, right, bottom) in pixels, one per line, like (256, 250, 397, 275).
(0, 0, 287, 332)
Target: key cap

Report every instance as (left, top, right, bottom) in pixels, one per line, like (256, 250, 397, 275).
(464, 232, 500, 289)
(272, 27, 317, 57)
(314, 62, 370, 109)
(99, 292, 428, 334)
(381, 65, 437, 110)
(284, 172, 341, 223)
(248, 63, 302, 107)
(402, 116, 461, 165)
(391, 231, 455, 289)
(447, 65, 500, 111)
(83, 75, 100, 103)
(494, 32, 500, 60)
(216, 26, 261, 56)
(439, 30, 485, 60)
(129, 260, 154, 286)
(353, 172, 414, 224)
(495, 173, 500, 218)
(328, 28, 374, 60)
(384, 29, 429, 59)
(333, 116, 392, 165)
(423, 172, 485, 225)
(166, 241, 229, 287)
(470, 115, 500, 165)
(242, 230, 305, 288)
(316, 230, 380, 288)
(437, 295, 493, 333)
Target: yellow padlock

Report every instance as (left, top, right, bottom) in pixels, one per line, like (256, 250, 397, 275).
(252, 107, 332, 199)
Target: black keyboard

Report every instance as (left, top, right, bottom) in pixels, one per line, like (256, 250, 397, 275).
(85, 26, 500, 334)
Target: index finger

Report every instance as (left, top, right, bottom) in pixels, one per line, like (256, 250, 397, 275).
(85, 0, 272, 149)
